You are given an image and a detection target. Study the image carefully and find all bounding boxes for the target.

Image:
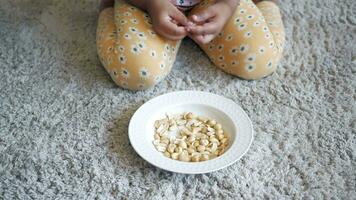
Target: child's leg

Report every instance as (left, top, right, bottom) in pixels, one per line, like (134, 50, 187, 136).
(97, 0, 181, 90)
(189, 0, 285, 79)
(256, 1, 285, 57)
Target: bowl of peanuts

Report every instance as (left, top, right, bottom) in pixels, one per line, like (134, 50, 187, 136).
(129, 91, 253, 174)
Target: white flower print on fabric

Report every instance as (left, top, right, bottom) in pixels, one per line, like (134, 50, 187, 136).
(245, 53, 256, 63)
(107, 46, 114, 54)
(164, 44, 170, 52)
(123, 12, 132, 17)
(123, 33, 132, 40)
(163, 52, 168, 59)
(231, 60, 239, 66)
(239, 44, 249, 54)
(230, 46, 239, 55)
(266, 59, 274, 68)
(121, 67, 130, 79)
(165, 46, 172, 56)
(245, 63, 256, 72)
(244, 31, 253, 38)
(237, 23, 247, 31)
(269, 41, 275, 48)
(131, 18, 139, 24)
(139, 67, 150, 79)
(137, 41, 146, 50)
(208, 44, 215, 51)
(253, 21, 261, 27)
(225, 34, 233, 41)
(262, 26, 269, 32)
(118, 45, 125, 52)
(129, 27, 137, 33)
(111, 68, 118, 77)
(118, 54, 127, 64)
(119, 19, 127, 25)
(234, 17, 243, 25)
(258, 46, 266, 54)
(131, 44, 141, 55)
(136, 32, 147, 40)
(150, 50, 157, 58)
(265, 33, 271, 39)
(219, 63, 227, 69)
(218, 55, 225, 62)
(159, 62, 166, 70)
(246, 14, 255, 20)
(129, 6, 137, 11)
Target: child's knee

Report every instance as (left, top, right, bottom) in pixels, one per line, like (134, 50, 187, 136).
(108, 60, 170, 90)
(231, 64, 277, 80)
(217, 52, 280, 80)
(113, 75, 164, 90)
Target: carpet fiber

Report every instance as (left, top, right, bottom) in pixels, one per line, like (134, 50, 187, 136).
(0, 0, 355, 199)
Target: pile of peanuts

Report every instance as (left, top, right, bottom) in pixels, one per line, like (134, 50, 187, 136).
(153, 112, 229, 162)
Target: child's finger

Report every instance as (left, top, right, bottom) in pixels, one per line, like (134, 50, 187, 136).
(194, 35, 208, 44)
(166, 22, 187, 36)
(190, 34, 215, 45)
(170, 9, 189, 26)
(191, 8, 215, 23)
(189, 22, 217, 35)
(160, 21, 187, 40)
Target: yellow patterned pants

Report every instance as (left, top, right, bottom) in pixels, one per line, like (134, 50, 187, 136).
(97, 0, 285, 90)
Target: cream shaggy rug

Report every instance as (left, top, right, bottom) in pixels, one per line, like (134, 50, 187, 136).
(0, 0, 355, 199)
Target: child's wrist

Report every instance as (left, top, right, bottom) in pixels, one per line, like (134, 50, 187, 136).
(216, 0, 240, 12)
(211, 0, 237, 22)
(145, 0, 160, 14)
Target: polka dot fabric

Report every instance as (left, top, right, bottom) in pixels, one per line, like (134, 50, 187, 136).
(97, 1, 181, 90)
(97, 0, 285, 90)
(191, 0, 285, 79)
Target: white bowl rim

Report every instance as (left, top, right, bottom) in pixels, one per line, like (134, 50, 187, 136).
(128, 90, 254, 174)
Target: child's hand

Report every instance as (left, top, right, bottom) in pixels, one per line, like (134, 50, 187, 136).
(188, 0, 239, 44)
(147, 0, 189, 40)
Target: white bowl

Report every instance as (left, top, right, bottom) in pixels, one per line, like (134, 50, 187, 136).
(128, 91, 253, 174)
